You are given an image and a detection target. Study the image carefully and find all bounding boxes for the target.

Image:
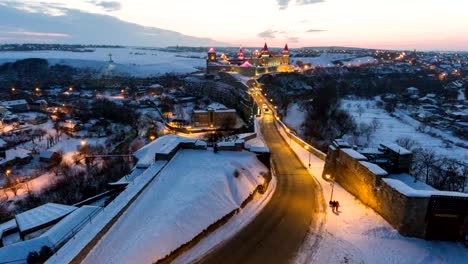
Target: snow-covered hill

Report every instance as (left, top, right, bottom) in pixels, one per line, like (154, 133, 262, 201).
(0, 47, 206, 77)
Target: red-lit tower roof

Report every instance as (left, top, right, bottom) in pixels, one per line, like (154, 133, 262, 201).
(282, 44, 289, 54)
(261, 42, 269, 54)
(208, 47, 215, 53)
(237, 47, 244, 58)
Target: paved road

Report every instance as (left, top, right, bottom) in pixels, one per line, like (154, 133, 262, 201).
(197, 112, 323, 264)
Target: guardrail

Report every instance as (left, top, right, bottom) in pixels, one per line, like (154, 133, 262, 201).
(273, 118, 327, 161)
(51, 207, 104, 250)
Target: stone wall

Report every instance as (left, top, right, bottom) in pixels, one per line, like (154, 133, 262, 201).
(323, 145, 430, 238)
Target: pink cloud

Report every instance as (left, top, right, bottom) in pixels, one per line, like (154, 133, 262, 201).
(6, 31, 70, 37)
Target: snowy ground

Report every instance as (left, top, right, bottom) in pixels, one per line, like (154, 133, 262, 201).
(1, 119, 111, 200)
(272, 118, 468, 264)
(82, 149, 268, 263)
(291, 53, 355, 67)
(341, 98, 468, 163)
(0, 47, 205, 77)
(283, 103, 306, 135)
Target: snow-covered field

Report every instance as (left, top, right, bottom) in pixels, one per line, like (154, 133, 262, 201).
(273, 118, 468, 264)
(0, 47, 206, 77)
(291, 53, 354, 67)
(341, 99, 468, 163)
(83, 149, 267, 263)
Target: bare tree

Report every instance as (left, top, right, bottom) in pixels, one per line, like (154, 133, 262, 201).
(396, 137, 419, 151)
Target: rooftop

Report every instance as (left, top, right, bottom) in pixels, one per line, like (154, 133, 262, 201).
(15, 203, 77, 233)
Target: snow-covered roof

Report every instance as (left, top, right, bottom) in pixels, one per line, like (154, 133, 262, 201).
(15, 203, 77, 233)
(0, 206, 100, 263)
(359, 161, 388, 176)
(0, 219, 17, 234)
(0, 138, 6, 148)
(39, 150, 57, 159)
(207, 102, 227, 110)
(133, 135, 198, 167)
(383, 178, 468, 198)
(249, 145, 270, 153)
(380, 143, 412, 155)
(34, 99, 47, 104)
(341, 148, 368, 160)
(149, 84, 163, 89)
(0, 148, 32, 165)
(240, 61, 254, 67)
(0, 100, 28, 106)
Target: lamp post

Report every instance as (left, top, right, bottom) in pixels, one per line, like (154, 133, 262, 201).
(80, 139, 87, 155)
(325, 173, 335, 203)
(5, 169, 11, 186)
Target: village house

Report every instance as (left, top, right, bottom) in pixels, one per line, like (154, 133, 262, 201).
(0, 100, 29, 112)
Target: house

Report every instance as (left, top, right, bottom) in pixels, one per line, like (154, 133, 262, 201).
(192, 103, 237, 128)
(60, 120, 82, 132)
(0, 148, 32, 169)
(14, 203, 77, 240)
(39, 151, 62, 164)
(0, 100, 29, 112)
(30, 100, 48, 112)
(406, 87, 419, 95)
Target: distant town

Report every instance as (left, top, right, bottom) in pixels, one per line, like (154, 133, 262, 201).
(0, 43, 467, 263)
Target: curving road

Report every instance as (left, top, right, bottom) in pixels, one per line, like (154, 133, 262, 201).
(197, 111, 323, 264)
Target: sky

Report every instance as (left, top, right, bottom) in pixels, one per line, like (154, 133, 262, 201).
(1, 0, 467, 50)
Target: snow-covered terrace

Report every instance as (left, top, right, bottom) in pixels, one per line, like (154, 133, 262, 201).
(82, 149, 267, 263)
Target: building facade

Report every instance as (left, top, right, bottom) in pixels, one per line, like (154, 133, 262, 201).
(192, 108, 237, 128)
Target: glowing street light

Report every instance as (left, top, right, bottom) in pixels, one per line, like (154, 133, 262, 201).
(149, 135, 156, 141)
(69, 87, 74, 91)
(11, 87, 16, 92)
(80, 139, 87, 146)
(325, 174, 335, 203)
(5, 169, 11, 186)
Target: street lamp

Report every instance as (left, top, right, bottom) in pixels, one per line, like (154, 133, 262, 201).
(325, 174, 335, 203)
(5, 169, 11, 186)
(80, 139, 87, 146)
(149, 135, 156, 141)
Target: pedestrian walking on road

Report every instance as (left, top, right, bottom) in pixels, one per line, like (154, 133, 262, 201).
(335, 201, 340, 212)
(330, 201, 336, 212)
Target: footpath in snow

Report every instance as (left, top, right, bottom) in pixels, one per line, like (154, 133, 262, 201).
(274, 120, 468, 264)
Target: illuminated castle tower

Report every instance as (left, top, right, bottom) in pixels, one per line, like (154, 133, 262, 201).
(237, 47, 244, 60)
(282, 44, 290, 64)
(261, 42, 270, 58)
(207, 47, 217, 62)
